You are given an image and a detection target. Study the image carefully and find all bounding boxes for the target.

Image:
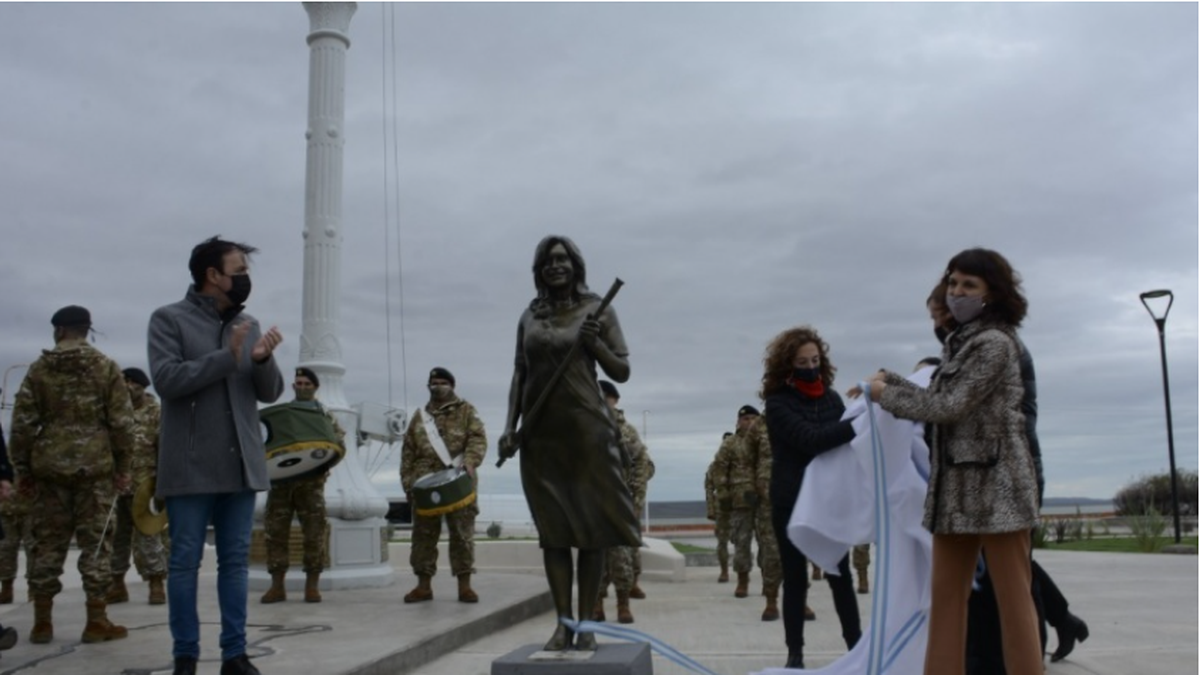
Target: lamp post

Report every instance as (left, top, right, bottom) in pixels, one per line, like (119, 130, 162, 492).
(1139, 289, 1181, 544)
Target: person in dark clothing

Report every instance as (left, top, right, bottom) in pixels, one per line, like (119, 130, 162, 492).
(927, 285, 1090, 671)
(0, 412, 22, 654)
(760, 326, 862, 669)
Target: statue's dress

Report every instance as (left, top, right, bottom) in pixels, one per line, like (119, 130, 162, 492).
(514, 296, 642, 549)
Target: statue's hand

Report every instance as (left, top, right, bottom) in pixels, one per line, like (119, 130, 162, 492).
(579, 317, 601, 351)
(498, 430, 518, 457)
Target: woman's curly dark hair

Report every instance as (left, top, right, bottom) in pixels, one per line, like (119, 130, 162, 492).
(760, 326, 836, 400)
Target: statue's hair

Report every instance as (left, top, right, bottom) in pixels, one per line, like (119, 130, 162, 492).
(529, 235, 598, 316)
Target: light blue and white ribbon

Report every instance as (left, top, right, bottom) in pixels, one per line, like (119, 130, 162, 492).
(559, 617, 721, 675)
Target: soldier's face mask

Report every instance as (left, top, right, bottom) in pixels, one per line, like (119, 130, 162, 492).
(429, 384, 453, 400)
(293, 378, 317, 401)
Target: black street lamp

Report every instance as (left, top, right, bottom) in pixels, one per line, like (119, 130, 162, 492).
(1139, 289, 1181, 544)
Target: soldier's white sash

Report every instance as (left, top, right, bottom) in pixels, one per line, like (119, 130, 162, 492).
(418, 407, 461, 469)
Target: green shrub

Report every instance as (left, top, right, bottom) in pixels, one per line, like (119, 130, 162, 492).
(1114, 470, 1198, 517)
(1127, 505, 1168, 553)
(1032, 522, 1049, 549)
(486, 521, 503, 539)
(1049, 517, 1071, 544)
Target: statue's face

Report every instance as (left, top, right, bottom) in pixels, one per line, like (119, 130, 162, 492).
(541, 243, 574, 291)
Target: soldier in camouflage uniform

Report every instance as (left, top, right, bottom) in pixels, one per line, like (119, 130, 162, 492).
(712, 405, 762, 603)
(107, 367, 169, 606)
(400, 367, 487, 604)
(592, 381, 652, 624)
(261, 367, 345, 604)
(745, 412, 793, 622)
(9, 306, 134, 645)
(0, 417, 19, 652)
(0, 411, 31, 606)
(853, 544, 870, 594)
(0, 502, 30, 606)
(704, 432, 734, 583)
(609, 382, 655, 599)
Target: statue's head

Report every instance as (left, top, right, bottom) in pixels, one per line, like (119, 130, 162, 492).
(532, 235, 590, 300)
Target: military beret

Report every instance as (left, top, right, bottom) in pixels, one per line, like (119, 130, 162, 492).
(295, 367, 320, 388)
(51, 305, 91, 327)
(428, 367, 455, 387)
(737, 405, 760, 418)
(598, 380, 620, 400)
(122, 368, 151, 388)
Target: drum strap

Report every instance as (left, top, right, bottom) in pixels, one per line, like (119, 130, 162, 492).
(419, 408, 461, 469)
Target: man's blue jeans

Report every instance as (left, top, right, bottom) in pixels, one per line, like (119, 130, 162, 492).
(166, 491, 257, 661)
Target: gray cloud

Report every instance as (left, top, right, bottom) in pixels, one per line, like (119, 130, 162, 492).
(1, 3, 1195, 506)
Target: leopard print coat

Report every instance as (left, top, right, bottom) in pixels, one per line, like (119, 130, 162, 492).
(880, 319, 1039, 535)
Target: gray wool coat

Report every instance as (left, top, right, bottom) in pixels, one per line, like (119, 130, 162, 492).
(880, 319, 1040, 535)
(147, 287, 284, 498)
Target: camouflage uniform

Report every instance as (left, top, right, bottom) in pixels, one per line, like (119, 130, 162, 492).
(853, 544, 870, 588)
(111, 392, 169, 580)
(620, 409, 653, 579)
(400, 396, 487, 577)
(263, 403, 345, 575)
(747, 416, 782, 594)
(704, 457, 731, 572)
(601, 409, 652, 594)
(8, 338, 135, 602)
(0, 493, 32, 586)
(713, 429, 758, 575)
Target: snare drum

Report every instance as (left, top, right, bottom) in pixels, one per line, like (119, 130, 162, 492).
(133, 477, 168, 535)
(260, 402, 346, 484)
(411, 467, 476, 517)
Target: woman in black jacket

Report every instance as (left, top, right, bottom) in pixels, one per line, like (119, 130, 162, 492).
(761, 326, 862, 669)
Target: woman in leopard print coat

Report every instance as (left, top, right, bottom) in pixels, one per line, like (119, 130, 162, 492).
(868, 248, 1042, 675)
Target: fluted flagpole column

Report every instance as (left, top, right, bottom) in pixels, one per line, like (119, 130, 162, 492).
(298, 0, 354, 408)
(252, 1, 393, 592)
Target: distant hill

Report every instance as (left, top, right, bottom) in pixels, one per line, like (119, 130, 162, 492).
(649, 501, 707, 520)
(648, 497, 1114, 522)
(1042, 497, 1112, 507)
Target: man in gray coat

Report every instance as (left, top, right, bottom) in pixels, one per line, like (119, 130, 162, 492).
(148, 236, 284, 675)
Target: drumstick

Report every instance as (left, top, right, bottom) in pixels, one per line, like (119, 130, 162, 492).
(93, 497, 120, 562)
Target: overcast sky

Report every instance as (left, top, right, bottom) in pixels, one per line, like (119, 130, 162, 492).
(1, 3, 1195, 507)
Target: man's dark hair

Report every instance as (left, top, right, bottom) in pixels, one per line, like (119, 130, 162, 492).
(189, 236, 259, 289)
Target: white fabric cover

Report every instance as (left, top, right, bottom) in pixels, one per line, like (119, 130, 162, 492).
(751, 367, 934, 675)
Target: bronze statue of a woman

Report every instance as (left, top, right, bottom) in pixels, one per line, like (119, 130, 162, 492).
(498, 235, 642, 652)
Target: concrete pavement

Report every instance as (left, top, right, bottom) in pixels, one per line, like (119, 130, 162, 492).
(405, 548, 1197, 675)
(0, 544, 1191, 674)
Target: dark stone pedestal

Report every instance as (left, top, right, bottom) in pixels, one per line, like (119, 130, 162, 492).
(492, 643, 653, 675)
